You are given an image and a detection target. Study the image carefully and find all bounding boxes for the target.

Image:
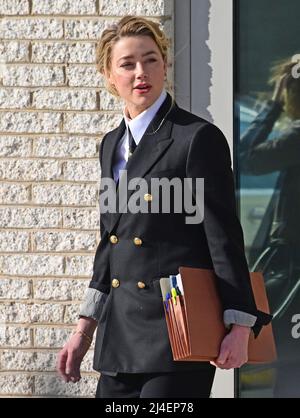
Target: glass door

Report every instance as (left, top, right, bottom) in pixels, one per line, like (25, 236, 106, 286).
(234, 0, 300, 398)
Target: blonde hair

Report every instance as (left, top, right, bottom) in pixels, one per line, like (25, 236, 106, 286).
(96, 15, 170, 97)
(269, 57, 300, 119)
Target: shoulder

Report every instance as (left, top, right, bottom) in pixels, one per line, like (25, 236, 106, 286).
(172, 104, 229, 152)
(99, 120, 125, 161)
(171, 105, 231, 170)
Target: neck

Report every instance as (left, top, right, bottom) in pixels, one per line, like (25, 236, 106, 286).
(125, 104, 147, 119)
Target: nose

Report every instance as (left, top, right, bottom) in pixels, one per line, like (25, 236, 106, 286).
(135, 62, 148, 80)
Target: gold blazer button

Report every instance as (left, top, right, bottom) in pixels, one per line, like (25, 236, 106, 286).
(133, 237, 142, 246)
(144, 193, 153, 202)
(137, 281, 146, 289)
(111, 278, 120, 288)
(110, 235, 118, 244)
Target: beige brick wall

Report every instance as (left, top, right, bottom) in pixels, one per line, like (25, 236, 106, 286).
(0, 0, 173, 398)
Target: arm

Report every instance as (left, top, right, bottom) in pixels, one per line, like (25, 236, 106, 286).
(240, 74, 286, 155)
(240, 75, 300, 174)
(241, 108, 300, 174)
(57, 134, 111, 382)
(186, 123, 272, 368)
(79, 132, 111, 321)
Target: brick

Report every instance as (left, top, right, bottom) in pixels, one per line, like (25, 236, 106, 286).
(0, 232, 29, 252)
(1, 350, 56, 372)
(0, 208, 62, 228)
(0, 111, 61, 133)
(0, 374, 34, 395)
(33, 231, 96, 252)
(64, 303, 80, 324)
(64, 19, 106, 40)
(0, 326, 31, 347)
(0, 41, 29, 62)
(99, 89, 122, 110)
(35, 375, 98, 397)
(30, 303, 64, 323)
(32, 184, 97, 206)
(66, 65, 103, 87)
(64, 112, 122, 134)
(100, 0, 171, 16)
(33, 136, 98, 158)
(34, 279, 87, 301)
(63, 160, 99, 181)
(35, 327, 73, 348)
(0, 255, 64, 276)
(0, 278, 31, 299)
(0, 18, 63, 40)
(0, 0, 29, 15)
(0, 183, 29, 204)
(2, 65, 65, 87)
(32, 0, 96, 15)
(0, 159, 61, 181)
(81, 350, 94, 372)
(33, 89, 97, 110)
(63, 208, 99, 230)
(32, 42, 95, 64)
(0, 302, 31, 323)
(0, 136, 31, 157)
(0, 88, 30, 108)
(65, 255, 94, 276)
(0, 302, 64, 324)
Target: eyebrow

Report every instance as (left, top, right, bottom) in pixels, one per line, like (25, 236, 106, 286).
(117, 50, 158, 62)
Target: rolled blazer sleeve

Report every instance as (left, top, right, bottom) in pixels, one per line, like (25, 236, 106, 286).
(186, 123, 272, 336)
(79, 134, 111, 321)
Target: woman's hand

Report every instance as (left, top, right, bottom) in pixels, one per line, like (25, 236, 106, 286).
(210, 325, 251, 369)
(272, 74, 288, 104)
(56, 317, 97, 383)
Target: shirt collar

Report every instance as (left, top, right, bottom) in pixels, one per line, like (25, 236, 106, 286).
(123, 89, 167, 145)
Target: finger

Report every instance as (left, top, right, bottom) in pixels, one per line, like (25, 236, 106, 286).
(214, 361, 232, 370)
(70, 360, 82, 381)
(57, 349, 69, 381)
(216, 347, 230, 365)
(65, 352, 76, 377)
(66, 354, 82, 382)
(210, 359, 231, 369)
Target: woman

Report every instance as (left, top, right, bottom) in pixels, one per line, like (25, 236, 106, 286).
(57, 16, 270, 398)
(240, 59, 300, 397)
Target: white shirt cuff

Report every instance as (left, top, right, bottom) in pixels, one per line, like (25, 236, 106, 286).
(223, 309, 257, 329)
(79, 288, 108, 321)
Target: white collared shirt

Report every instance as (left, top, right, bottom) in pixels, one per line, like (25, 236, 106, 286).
(113, 89, 167, 182)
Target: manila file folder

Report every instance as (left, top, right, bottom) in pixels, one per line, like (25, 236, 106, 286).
(160, 267, 277, 364)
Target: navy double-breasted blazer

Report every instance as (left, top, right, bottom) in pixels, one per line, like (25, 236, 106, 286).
(85, 93, 271, 374)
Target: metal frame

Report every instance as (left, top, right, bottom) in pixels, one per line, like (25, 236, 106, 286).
(174, 0, 235, 399)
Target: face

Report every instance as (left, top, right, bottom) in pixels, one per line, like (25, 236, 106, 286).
(107, 35, 167, 118)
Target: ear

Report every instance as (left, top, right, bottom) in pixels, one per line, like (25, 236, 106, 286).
(108, 73, 114, 85)
(104, 68, 114, 86)
(163, 59, 167, 78)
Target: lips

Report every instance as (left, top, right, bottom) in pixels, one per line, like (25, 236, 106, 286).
(134, 83, 152, 90)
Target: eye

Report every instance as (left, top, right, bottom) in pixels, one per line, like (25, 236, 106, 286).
(146, 58, 157, 63)
(120, 63, 134, 68)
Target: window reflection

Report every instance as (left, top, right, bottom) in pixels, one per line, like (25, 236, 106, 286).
(235, 0, 300, 398)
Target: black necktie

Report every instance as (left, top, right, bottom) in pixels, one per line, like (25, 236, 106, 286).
(128, 128, 137, 157)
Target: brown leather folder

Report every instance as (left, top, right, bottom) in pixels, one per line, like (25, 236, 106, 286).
(160, 267, 277, 364)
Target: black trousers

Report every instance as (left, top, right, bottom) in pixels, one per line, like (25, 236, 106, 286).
(96, 366, 216, 398)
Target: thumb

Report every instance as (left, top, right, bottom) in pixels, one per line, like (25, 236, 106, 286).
(216, 348, 230, 365)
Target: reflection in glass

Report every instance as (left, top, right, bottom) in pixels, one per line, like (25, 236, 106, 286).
(235, 0, 300, 398)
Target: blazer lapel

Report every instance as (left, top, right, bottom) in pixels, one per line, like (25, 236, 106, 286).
(99, 119, 125, 232)
(109, 93, 177, 232)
